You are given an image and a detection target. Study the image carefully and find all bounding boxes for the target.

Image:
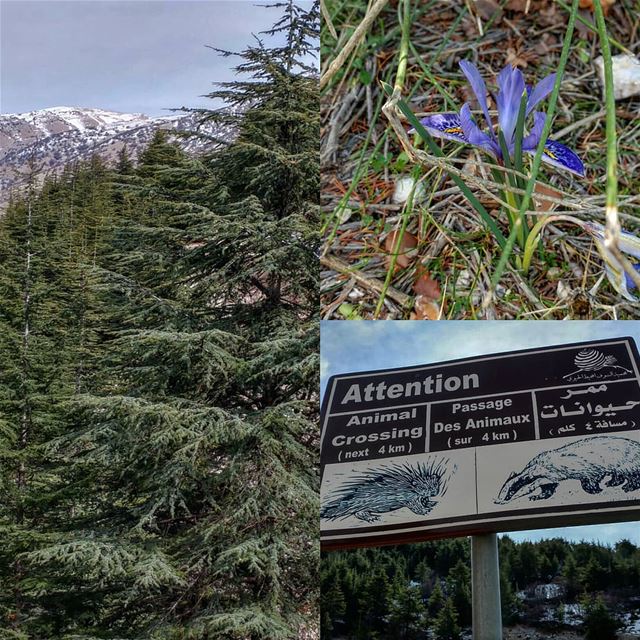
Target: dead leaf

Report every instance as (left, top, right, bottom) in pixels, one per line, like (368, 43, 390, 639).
(411, 266, 443, 320)
(506, 0, 528, 11)
(384, 229, 418, 270)
(534, 33, 557, 57)
(475, 0, 503, 22)
(411, 295, 442, 320)
(546, 267, 563, 281)
(538, 3, 559, 27)
(461, 15, 479, 39)
(534, 182, 563, 212)
(557, 280, 573, 301)
(413, 267, 442, 299)
(579, 0, 615, 12)
(506, 47, 529, 69)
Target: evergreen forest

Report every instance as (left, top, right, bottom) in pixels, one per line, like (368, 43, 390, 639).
(0, 2, 320, 638)
(321, 536, 640, 639)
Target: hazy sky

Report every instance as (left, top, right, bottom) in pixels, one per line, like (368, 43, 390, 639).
(322, 321, 640, 546)
(1, 0, 314, 116)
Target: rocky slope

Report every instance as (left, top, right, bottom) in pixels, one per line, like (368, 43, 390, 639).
(0, 106, 228, 202)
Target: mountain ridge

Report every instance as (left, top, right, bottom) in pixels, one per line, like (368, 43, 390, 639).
(0, 106, 229, 203)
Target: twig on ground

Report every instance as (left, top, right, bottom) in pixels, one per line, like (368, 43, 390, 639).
(320, 254, 413, 308)
(320, 0, 390, 90)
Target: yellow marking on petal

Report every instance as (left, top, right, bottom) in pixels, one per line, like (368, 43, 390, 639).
(444, 127, 463, 134)
(544, 146, 557, 160)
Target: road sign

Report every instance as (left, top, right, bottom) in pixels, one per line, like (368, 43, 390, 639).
(320, 337, 640, 549)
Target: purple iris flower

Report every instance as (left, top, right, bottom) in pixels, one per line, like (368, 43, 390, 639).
(417, 61, 585, 177)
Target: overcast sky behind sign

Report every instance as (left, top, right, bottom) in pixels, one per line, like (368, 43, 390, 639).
(1, 0, 314, 116)
(322, 321, 640, 546)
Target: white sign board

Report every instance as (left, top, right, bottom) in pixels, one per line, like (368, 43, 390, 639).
(320, 338, 640, 549)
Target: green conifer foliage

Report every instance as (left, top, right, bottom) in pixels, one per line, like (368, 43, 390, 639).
(387, 579, 426, 640)
(582, 595, 621, 640)
(183, 0, 320, 321)
(322, 538, 640, 637)
(0, 162, 115, 637)
(0, 3, 318, 637)
(428, 581, 445, 617)
(320, 579, 346, 638)
(116, 145, 135, 176)
(0, 4, 320, 639)
(445, 559, 472, 627)
(433, 598, 461, 640)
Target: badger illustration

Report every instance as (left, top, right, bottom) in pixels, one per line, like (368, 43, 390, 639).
(321, 459, 451, 523)
(496, 436, 640, 504)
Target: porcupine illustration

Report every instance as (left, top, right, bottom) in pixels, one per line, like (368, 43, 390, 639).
(321, 459, 451, 523)
(495, 436, 640, 504)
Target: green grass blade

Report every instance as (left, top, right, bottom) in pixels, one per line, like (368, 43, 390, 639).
(497, 131, 517, 207)
(394, 0, 411, 92)
(489, 0, 580, 293)
(497, 131, 514, 176)
(591, 0, 640, 292)
(374, 170, 417, 318)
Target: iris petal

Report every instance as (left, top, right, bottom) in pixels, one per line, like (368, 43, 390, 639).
(624, 264, 640, 292)
(525, 139, 585, 177)
(522, 111, 547, 151)
(582, 221, 640, 300)
(415, 113, 469, 143)
(600, 250, 637, 301)
(498, 68, 523, 138)
(496, 65, 526, 145)
(459, 103, 500, 157)
(618, 231, 640, 260)
(526, 73, 556, 117)
(413, 63, 587, 181)
(605, 260, 636, 301)
(459, 60, 494, 137)
(584, 221, 640, 260)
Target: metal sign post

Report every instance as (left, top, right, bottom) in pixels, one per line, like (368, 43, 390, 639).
(471, 533, 502, 640)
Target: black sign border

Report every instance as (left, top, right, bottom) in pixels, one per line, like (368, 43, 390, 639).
(321, 504, 640, 551)
(320, 337, 640, 549)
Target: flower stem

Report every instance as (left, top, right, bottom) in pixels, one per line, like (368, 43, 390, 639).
(592, 0, 640, 292)
(486, 0, 580, 304)
(593, 0, 616, 218)
(394, 0, 411, 93)
(498, 131, 526, 249)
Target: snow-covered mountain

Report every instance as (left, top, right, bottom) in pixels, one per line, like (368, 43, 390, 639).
(0, 106, 230, 202)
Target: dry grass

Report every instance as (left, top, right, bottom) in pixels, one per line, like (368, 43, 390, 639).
(320, 0, 640, 319)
